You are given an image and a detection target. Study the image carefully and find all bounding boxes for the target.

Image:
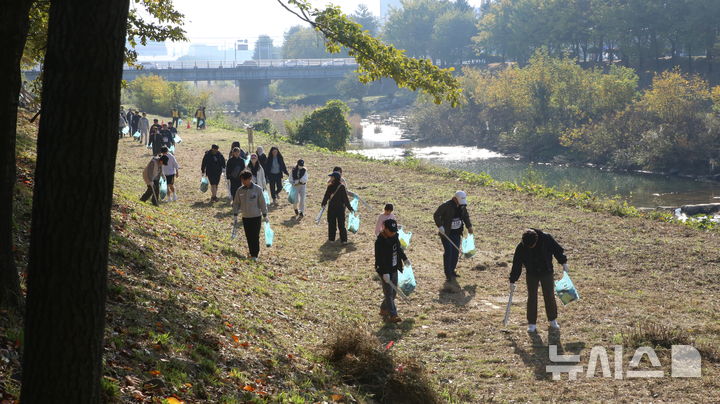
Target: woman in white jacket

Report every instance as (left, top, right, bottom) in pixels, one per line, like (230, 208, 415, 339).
(247, 153, 266, 190)
(291, 159, 308, 218)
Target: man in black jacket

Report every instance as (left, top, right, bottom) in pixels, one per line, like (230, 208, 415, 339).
(433, 191, 473, 281)
(375, 219, 410, 323)
(201, 144, 226, 202)
(509, 228, 569, 332)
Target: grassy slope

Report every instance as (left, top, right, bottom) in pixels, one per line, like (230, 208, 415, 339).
(3, 115, 720, 403)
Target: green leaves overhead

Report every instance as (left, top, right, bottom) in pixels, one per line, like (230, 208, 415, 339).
(277, 0, 462, 107)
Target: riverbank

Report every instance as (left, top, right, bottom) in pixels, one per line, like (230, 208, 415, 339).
(4, 117, 720, 402)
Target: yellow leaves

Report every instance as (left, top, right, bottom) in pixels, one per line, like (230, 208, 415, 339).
(149, 370, 161, 376)
(330, 393, 344, 402)
(164, 397, 185, 404)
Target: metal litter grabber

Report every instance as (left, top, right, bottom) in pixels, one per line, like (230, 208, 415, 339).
(378, 274, 410, 303)
(230, 216, 238, 240)
(503, 283, 516, 326)
(439, 231, 463, 260)
(315, 206, 326, 225)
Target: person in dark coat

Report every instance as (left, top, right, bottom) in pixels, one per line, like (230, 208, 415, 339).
(509, 228, 569, 332)
(264, 146, 289, 204)
(256, 146, 268, 168)
(130, 110, 141, 136)
(321, 172, 354, 243)
(201, 144, 226, 202)
(375, 219, 410, 323)
(226, 147, 247, 200)
(149, 124, 174, 156)
(433, 190, 473, 281)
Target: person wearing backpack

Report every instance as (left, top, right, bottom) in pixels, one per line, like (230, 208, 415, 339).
(226, 147, 246, 200)
(290, 159, 308, 219)
(321, 172, 354, 244)
(201, 144, 226, 202)
(232, 171, 269, 261)
(509, 228, 569, 332)
(433, 191, 473, 282)
(140, 155, 168, 206)
(375, 219, 410, 323)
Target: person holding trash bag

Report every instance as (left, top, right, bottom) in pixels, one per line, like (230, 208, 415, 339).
(509, 228, 568, 332)
(201, 144, 226, 202)
(264, 146, 289, 205)
(433, 190, 473, 282)
(232, 171, 269, 261)
(321, 172, 355, 244)
(226, 147, 246, 200)
(375, 219, 410, 323)
(256, 146, 268, 168)
(140, 155, 168, 206)
(291, 159, 308, 218)
(247, 153, 267, 191)
(160, 147, 180, 202)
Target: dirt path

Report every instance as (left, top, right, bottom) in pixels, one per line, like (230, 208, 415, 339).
(114, 123, 720, 402)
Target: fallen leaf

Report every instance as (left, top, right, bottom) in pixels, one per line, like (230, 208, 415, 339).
(385, 341, 395, 350)
(240, 342, 250, 348)
(165, 397, 185, 404)
(331, 394, 344, 402)
(242, 385, 255, 392)
(149, 370, 161, 376)
(232, 335, 240, 343)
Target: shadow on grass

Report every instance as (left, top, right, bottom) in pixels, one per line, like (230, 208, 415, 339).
(505, 330, 585, 381)
(317, 240, 358, 262)
(376, 318, 416, 345)
(437, 280, 476, 306)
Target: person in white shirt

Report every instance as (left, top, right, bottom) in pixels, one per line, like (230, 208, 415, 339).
(160, 146, 180, 201)
(290, 159, 308, 219)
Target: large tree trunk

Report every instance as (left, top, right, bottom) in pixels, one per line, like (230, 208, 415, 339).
(0, 0, 33, 311)
(20, 0, 129, 402)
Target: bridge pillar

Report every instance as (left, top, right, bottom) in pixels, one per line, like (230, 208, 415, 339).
(237, 80, 270, 110)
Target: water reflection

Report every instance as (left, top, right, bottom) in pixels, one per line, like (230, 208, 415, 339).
(350, 147, 720, 208)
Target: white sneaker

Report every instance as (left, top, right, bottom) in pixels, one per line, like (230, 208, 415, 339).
(549, 320, 560, 330)
(527, 324, 537, 332)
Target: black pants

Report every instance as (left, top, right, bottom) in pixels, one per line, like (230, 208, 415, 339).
(242, 216, 262, 258)
(140, 180, 160, 206)
(172, 117, 179, 127)
(268, 173, 282, 200)
(327, 208, 347, 242)
(230, 179, 241, 200)
(526, 272, 558, 324)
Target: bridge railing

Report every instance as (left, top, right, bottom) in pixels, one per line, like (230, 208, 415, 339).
(124, 58, 357, 70)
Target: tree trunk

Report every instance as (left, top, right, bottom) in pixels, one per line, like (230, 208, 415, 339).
(0, 0, 33, 311)
(20, 0, 129, 402)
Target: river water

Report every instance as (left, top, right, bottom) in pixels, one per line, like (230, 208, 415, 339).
(352, 120, 720, 208)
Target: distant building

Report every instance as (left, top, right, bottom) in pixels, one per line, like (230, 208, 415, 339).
(380, 0, 402, 20)
(130, 40, 169, 58)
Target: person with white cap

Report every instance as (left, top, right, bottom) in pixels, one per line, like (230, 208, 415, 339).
(433, 190, 473, 281)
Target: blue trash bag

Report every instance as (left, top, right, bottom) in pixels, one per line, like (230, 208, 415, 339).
(200, 176, 209, 193)
(168, 145, 175, 154)
(398, 263, 417, 295)
(133, 131, 141, 139)
(555, 271, 580, 305)
(398, 228, 412, 249)
(122, 126, 129, 135)
(244, 156, 250, 166)
(350, 196, 359, 211)
(175, 134, 183, 143)
(192, 118, 197, 123)
(263, 190, 271, 204)
(347, 212, 360, 234)
(159, 176, 168, 200)
(264, 221, 274, 247)
(461, 234, 476, 258)
(282, 179, 292, 195)
(288, 184, 298, 204)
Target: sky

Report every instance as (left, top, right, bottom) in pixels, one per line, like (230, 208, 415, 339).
(167, 0, 382, 47)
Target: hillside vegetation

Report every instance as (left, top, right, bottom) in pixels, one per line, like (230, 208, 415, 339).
(2, 116, 719, 403)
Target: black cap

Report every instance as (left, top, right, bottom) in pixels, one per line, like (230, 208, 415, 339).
(328, 172, 341, 180)
(298, 159, 304, 166)
(384, 219, 398, 233)
(211, 144, 219, 150)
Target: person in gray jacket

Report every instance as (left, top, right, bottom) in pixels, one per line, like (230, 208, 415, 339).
(232, 171, 269, 260)
(433, 190, 473, 281)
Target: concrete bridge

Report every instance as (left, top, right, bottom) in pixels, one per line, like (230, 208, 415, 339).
(23, 58, 358, 108)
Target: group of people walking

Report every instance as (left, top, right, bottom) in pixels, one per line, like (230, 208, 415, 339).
(135, 125, 572, 332)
